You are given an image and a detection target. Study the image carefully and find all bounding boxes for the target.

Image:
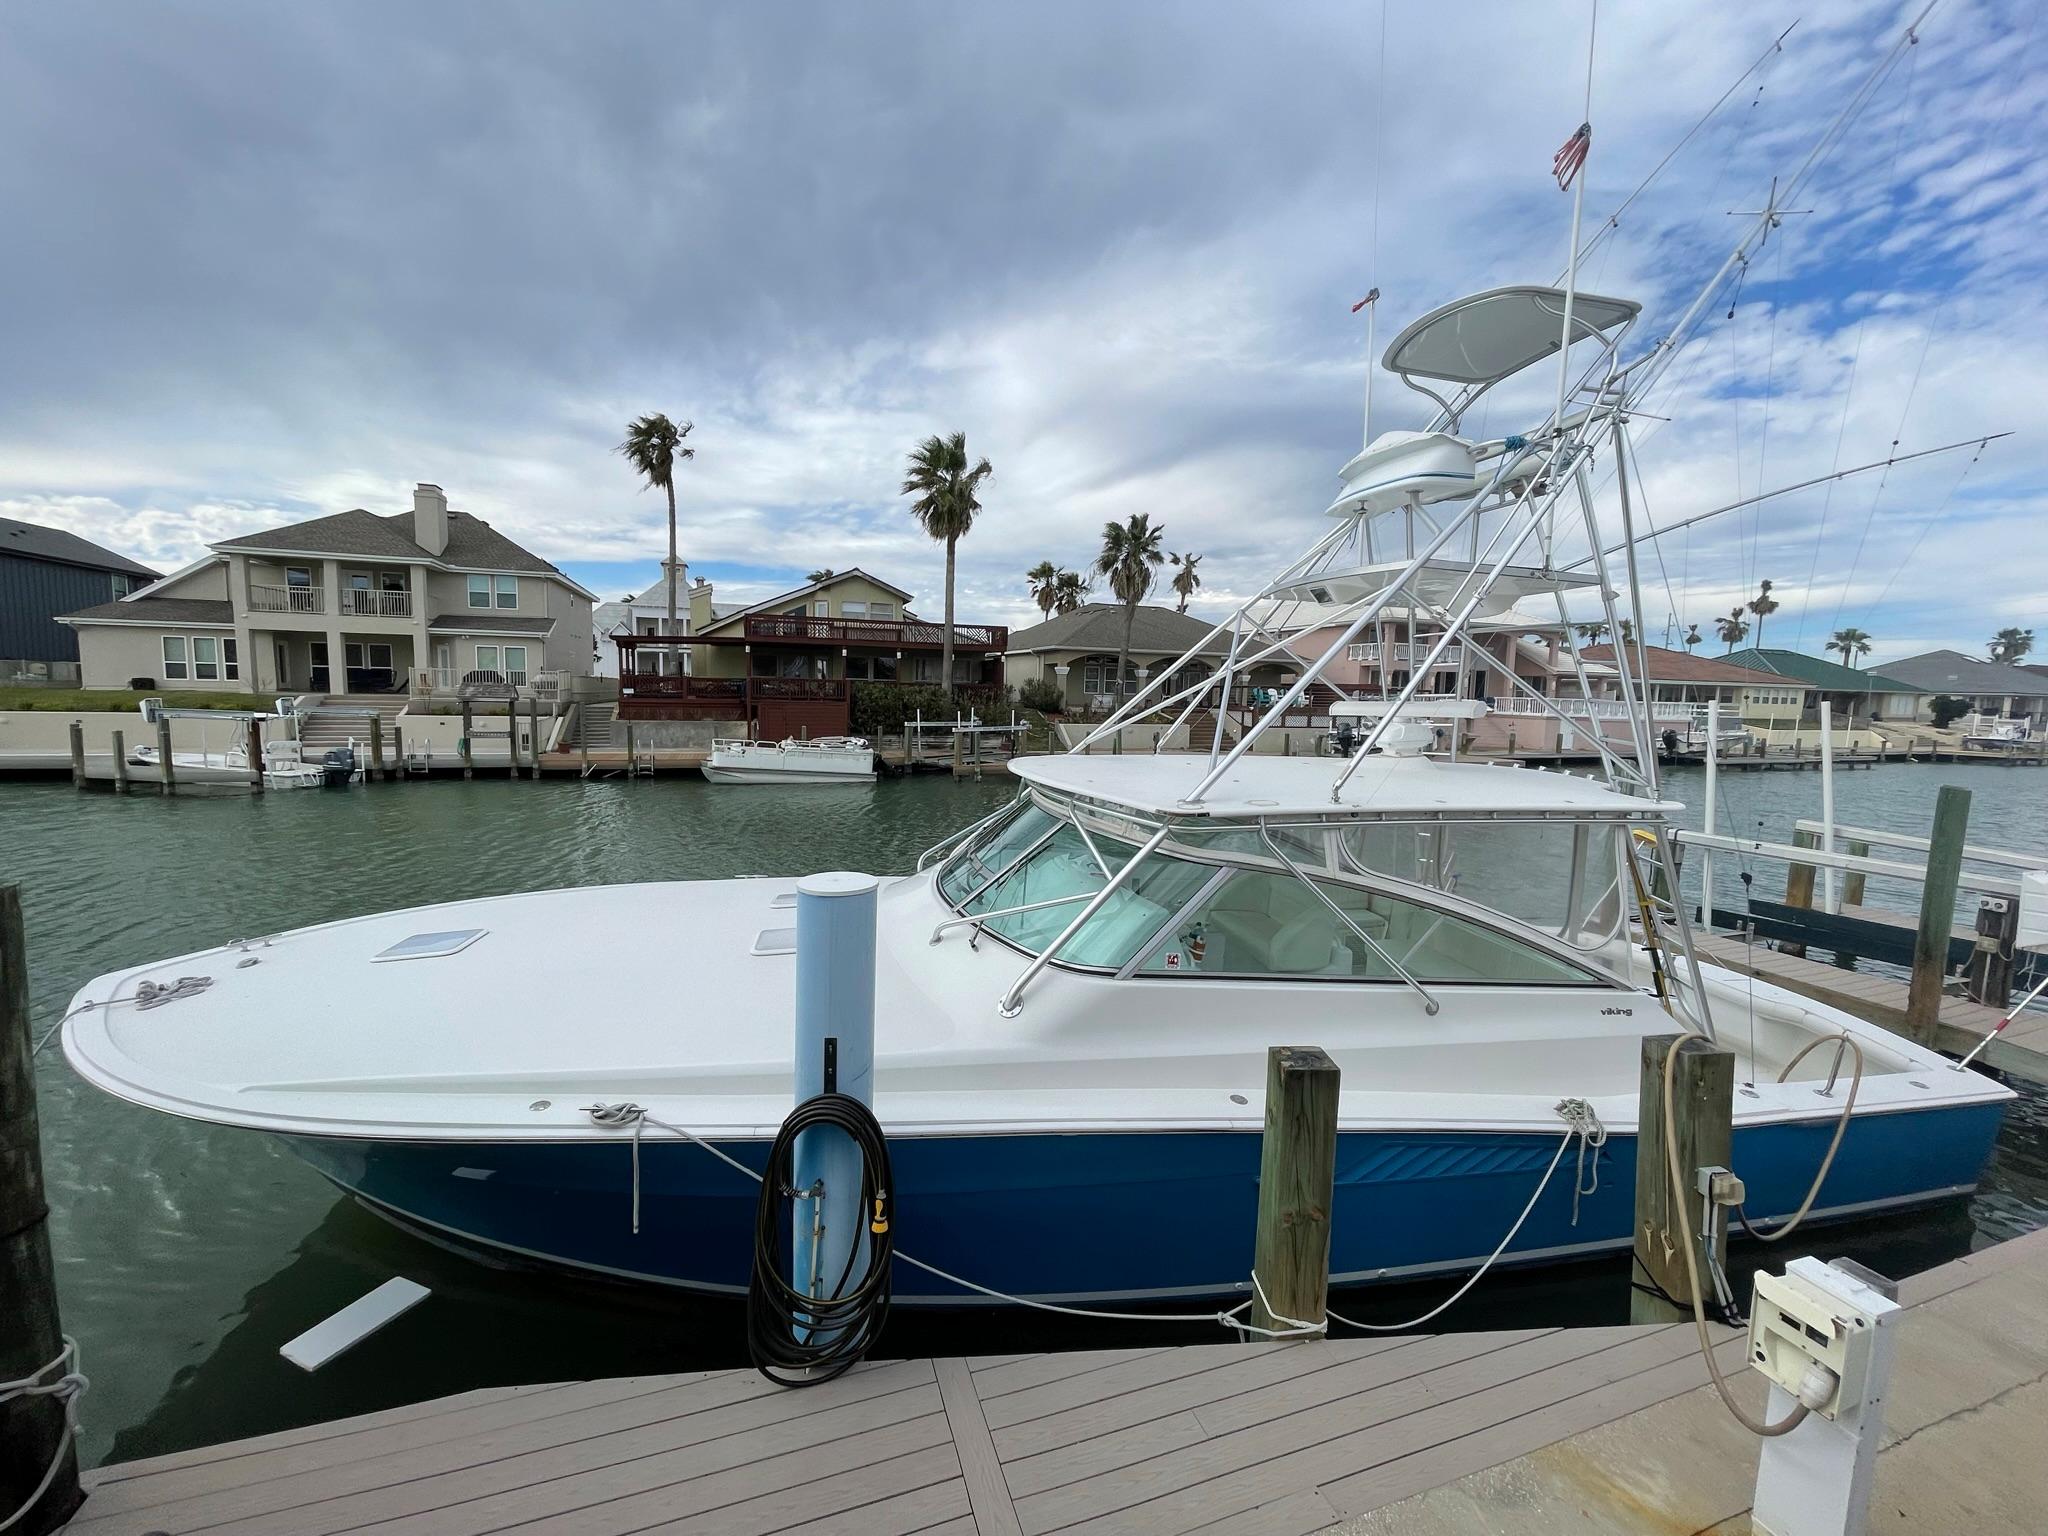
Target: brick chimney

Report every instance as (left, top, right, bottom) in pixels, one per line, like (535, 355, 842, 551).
(412, 482, 449, 556)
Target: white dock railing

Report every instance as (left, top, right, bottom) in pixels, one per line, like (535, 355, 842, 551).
(1489, 696, 1692, 721)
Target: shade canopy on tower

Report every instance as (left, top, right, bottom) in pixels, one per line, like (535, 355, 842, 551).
(1383, 286, 1642, 387)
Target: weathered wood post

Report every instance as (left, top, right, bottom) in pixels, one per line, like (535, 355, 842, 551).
(155, 716, 175, 794)
(368, 716, 385, 783)
(247, 718, 265, 793)
(392, 722, 406, 780)
(506, 703, 520, 781)
(1, 886, 85, 1532)
(459, 701, 474, 781)
(1631, 1034, 1734, 1325)
(65, 722, 85, 790)
(579, 710, 591, 775)
(528, 696, 542, 781)
(109, 729, 128, 795)
(1842, 838, 1870, 908)
(624, 720, 637, 776)
(1967, 894, 2019, 1009)
(1248, 1045, 1340, 1339)
(1780, 828, 1819, 957)
(1905, 785, 1971, 1044)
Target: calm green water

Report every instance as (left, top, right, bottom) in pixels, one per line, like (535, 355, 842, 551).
(4, 761, 2045, 1466)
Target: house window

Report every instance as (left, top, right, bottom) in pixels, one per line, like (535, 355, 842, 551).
(475, 644, 499, 673)
(869, 602, 894, 620)
(503, 645, 528, 684)
(350, 573, 372, 592)
(193, 636, 220, 680)
(379, 571, 406, 592)
(495, 575, 518, 609)
(813, 599, 830, 617)
(846, 655, 871, 679)
(843, 601, 867, 618)
(112, 574, 132, 598)
(872, 654, 898, 681)
(286, 566, 312, 589)
(469, 575, 491, 608)
(162, 636, 189, 679)
(223, 639, 239, 681)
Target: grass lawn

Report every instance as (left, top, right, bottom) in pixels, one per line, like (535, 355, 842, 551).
(0, 688, 260, 712)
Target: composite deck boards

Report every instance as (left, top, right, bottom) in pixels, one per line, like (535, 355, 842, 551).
(71, 1231, 2048, 1536)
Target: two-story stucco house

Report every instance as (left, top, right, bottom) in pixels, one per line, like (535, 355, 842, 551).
(57, 484, 595, 697)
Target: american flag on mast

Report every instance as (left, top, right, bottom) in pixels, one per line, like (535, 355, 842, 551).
(1552, 122, 1591, 190)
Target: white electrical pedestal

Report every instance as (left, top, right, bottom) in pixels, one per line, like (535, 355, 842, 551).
(1750, 1256, 1901, 1536)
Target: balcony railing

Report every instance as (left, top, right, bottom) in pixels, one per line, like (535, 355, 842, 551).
(1490, 696, 1692, 721)
(741, 615, 1007, 650)
(620, 674, 747, 703)
(1344, 642, 1467, 667)
(248, 583, 324, 614)
(340, 589, 413, 618)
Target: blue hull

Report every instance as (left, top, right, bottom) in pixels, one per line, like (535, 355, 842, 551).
(285, 1101, 2003, 1305)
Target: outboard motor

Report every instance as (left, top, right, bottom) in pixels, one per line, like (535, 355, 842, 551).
(320, 745, 357, 788)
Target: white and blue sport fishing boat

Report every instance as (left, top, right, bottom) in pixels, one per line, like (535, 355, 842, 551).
(63, 74, 2012, 1309)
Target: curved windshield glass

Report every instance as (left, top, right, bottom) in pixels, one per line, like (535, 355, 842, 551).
(966, 824, 1213, 969)
(938, 802, 1059, 905)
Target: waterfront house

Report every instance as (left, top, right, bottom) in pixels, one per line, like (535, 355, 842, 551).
(56, 484, 596, 698)
(615, 568, 1006, 738)
(1875, 649, 2048, 723)
(0, 517, 158, 685)
(1003, 603, 1294, 713)
(1720, 648, 1921, 733)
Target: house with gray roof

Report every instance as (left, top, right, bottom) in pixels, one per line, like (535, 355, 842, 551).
(57, 484, 595, 698)
(1, 516, 158, 682)
(1877, 649, 2048, 722)
(1005, 603, 1287, 712)
(1720, 648, 1924, 727)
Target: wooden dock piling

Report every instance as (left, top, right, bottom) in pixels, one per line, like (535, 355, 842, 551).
(1780, 828, 1818, 957)
(155, 717, 175, 794)
(459, 702, 474, 780)
(1630, 1034, 1733, 1325)
(109, 730, 128, 795)
(1842, 837, 1870, 908)
(392, 722, 405, 780)
(247, 718, 265, 793)
(1248, 1045, 1340, 1338)
(528, 697, 542, 782)
(368, 717, 386, 783)
(66, 722, 84, 790)
(1905, 785, 1971, 1044)
(0, 885, 85, 1533)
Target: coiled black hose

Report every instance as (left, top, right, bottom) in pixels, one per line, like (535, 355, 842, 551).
(746, 1092, 894, 1386)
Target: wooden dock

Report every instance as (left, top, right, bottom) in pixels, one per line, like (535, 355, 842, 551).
(63, 1230, 2048, 1535)
(1692, 930, 2047, 1082)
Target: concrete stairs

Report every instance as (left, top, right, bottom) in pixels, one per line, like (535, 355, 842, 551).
(296, 696, 407, 757)
(575, 700, 617, 749)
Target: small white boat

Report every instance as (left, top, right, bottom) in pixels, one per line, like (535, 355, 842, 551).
(1961, 714, 2033, 752)
(127, 737, 324, 789)
(703, 736, 876, 784)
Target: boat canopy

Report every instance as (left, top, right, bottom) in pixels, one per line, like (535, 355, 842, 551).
(1010, 753, 1679, 821)
(1383, 285, 1641, 387)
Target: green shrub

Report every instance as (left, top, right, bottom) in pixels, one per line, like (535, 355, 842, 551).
(849, 682, 957, 736)
(1017, 676, 1064, 713)
(0, 688, 260, 712)
(1929, 695, 1972, 729)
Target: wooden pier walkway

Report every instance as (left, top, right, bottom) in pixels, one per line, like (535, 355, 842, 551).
(64, 1231, 2048, 1535)
(1691, 931, 2048, 1083)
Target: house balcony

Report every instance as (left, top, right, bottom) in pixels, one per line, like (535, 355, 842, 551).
(1344, 642, 1467, 667)
(248, 583, 324, 614)
(340, 589, 414, 619)
(738, 614, 1007, 651)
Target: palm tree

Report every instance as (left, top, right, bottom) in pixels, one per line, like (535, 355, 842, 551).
(1747, 579, 1780, 647)
(1682, 623, 1703, 651)
(1168, 552, 1204, 613)
(1052, 570, 1089, 615)
(901, 431, 993, 693)
(1716, 608, 1750, 653)
(807, 568, 836, 585)
(1989, 626, 2036, 663)
(1026, 560, 1062, 620)
(616, 414, 695, 634)
(1096, 514, 1167, 700)
(1571, 621, 1611, 644)
(1829, 627, 1873, 667)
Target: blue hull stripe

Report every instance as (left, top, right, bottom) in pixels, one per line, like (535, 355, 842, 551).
(284, 1102, 2004, 1305)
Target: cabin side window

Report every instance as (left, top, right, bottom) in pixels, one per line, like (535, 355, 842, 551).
(966, 823, 1211, 969)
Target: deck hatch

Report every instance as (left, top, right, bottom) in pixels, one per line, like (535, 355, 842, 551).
(373, 929, 488, 962)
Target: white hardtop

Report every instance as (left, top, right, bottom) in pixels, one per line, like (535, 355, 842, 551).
(1011, 751, 1680, 820)
(1383, 285, 1642, 386)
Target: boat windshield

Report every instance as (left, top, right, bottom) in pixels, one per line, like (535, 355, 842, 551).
(940, 798, 1616, 984)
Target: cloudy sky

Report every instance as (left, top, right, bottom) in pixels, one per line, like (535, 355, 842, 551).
(3, 0, 2040, 663)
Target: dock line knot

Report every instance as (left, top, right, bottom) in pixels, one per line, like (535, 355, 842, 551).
(0, 1335, 87, 1533)
(136, 975, 213, 1011)
(1555, 1097, 1608, 1227)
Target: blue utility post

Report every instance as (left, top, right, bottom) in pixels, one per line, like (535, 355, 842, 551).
(791, 871, 879, 1319)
